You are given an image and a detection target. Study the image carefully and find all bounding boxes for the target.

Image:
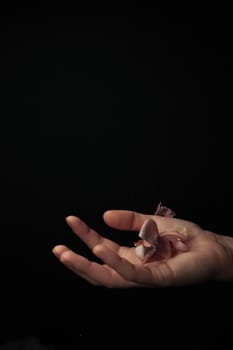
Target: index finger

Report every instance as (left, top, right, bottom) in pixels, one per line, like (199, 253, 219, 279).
(66, 215, 120, 252)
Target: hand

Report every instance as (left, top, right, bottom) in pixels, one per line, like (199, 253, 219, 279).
(52, 210, 233, 288)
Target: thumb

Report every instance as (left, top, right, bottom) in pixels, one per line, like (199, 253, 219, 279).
(103, 210, 154, 231)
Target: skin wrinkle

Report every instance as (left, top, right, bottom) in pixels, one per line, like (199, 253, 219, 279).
(150, 261, 176, 287)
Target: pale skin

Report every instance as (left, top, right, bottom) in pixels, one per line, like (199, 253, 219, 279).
(52, 210, 233, 288)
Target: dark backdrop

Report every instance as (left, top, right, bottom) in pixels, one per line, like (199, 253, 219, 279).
(2, 4, 233, 349)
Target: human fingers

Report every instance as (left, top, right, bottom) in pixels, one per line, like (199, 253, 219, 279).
(52, 245, 99, 285)
(93, 244, 172, 287)
(52, 244, 137, 288)
(66, 216, 120, 252)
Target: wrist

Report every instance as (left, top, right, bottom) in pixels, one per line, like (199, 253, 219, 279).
(216, 234, 233, 282)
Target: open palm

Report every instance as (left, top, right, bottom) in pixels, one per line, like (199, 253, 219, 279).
(52, 210, 232, 287)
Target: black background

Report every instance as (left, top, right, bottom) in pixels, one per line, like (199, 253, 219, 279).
(1, 3, 233, 349)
